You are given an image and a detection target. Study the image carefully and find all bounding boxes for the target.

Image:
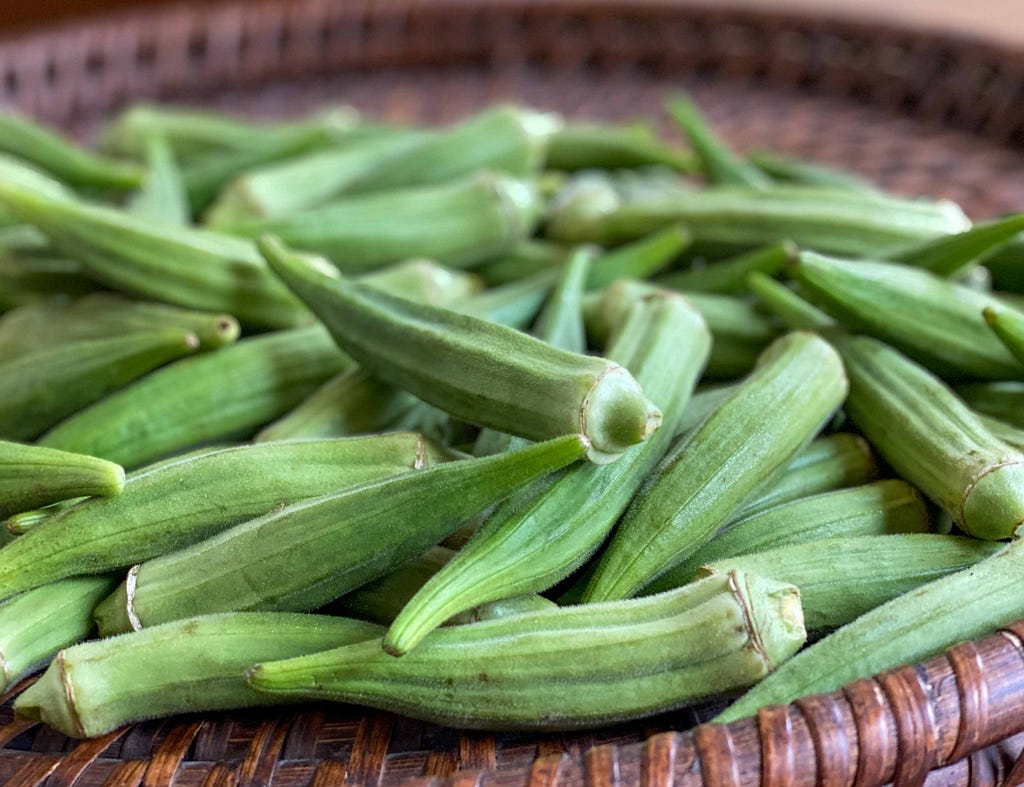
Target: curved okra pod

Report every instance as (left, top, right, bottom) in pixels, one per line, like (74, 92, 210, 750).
(261, 238, 661, 463)
(249, 570, 805, 731)
(0, 433, 439, 601)
(0, 442, 124, 519)
(0, 182, 308, 329)
(545, 123, 694, 172)
(886, 214, 1024, 277)
(701, 534, 1000, 631)
(584, 225, 691, 292)
(384, 293, 711, 655)
(0, 331, 199, 442)
(715, 538, 1024, 723)
(984, 304, 1024, 368)
(644, 480, 931, 595)
(92, 435, 587, 635)
(583, 331, 848, 602)
(792, 251, 1023, 380)
(15, 612, 383, 738)
(655, 240, 797, 295)
(39, 327, 351, 468)
(836, 334, 1024, 540)
(0, 576, 119, 694)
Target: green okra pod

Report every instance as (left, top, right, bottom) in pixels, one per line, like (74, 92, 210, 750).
(545, 123, 694, 172)
(982, 235, 1024, 292)
(0, 442, 124, 519)
(716, 537, 1024, 723)
(249, 570, 805, 730)
(747, 271, 836, 331)
(984, 305, 1024, 368)
(701, 534, 1000, 631)
(221, 173, 542, 273)
(0, 576, 119, 694)
(455, 269, 558, 329)
(473, 242, 570, 286)
(384, 292, 711, 655)
(93, 435, 587, 635)
(583, 331, 848, 601)
(645, 480, 931, 595)
(0, 182, 308, 329)
(956, 381, 1024, 430)
(0, 331, 199, 442)
(886, 214, 1024, 278)
(530, 247, 593, 355)
(674, 383, 738, 435)
(0, 111, 143, 189)
(835, 334, 1024, 540)
(585, 225, 691, 292)
(39, 327, 351, 468)
(656, 240, 796, 295)
(0, 433, 441, 601)
(746, 150, 879, 193)
(359, 259, 484, 307)
(125, 133, 190, 226)
(15, 612, 383, 738)
(792, 251, 1023, 380)
(6, 506, 65, 535)
(261, 238, 661, 463)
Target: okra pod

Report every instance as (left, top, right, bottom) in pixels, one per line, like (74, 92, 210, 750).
(455, 269, 558, 329)
(360, 259, 484, 307)
(956, 381, 1024, 430)
(645, 480, 931, 595)
(529, 247, 593, 354)
(583, 331, 848, 601)
(983, 235, 1024, 292)
(702, 534, 1000, 630)
(835, 333, 1024, 540)
(656, 240, 796, 295)
(473, 242, 570, 286)
(746, 150, 879, 193)
(15, 612, 383, 738)
(0, 433, 441, 601)
(0, 576, 118, 694)
(716, 537, 1024, 723)
(39, 327, 351, 467)
(222, 173, 542, 273)
(747, 271, 836, 331)
(261, 238, 661, 463)
(585, 225, 691, 291)
(984, 305, 1024, 367)
(384, 293, 711, 655)
(249, 570, 805, 730)
(674, 383, 738, 435)
(125, 133, 190, 226)
(0, 252, 100, 311)
(545, 123, 693, 172)
(93, 435, 587, 634)
(792, 251, 1023, 380)
(0, 331, 199, 442)
(886, 213, 1024, 277)
(0, 442, 124, 519)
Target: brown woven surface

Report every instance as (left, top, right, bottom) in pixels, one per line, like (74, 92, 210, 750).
(1, 1, 1024, 784)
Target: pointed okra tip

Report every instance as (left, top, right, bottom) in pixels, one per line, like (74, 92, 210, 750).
(581, 365, 662, 464)
(257, 234, 342, 284)
(14, 652, 88, 738)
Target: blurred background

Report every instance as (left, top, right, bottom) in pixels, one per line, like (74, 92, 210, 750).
(3, 0, 1023, 44)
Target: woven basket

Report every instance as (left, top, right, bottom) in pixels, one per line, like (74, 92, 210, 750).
(2, 1, 1024, 784)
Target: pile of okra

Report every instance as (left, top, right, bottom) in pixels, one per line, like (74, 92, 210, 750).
(1, 94, 1023, 738)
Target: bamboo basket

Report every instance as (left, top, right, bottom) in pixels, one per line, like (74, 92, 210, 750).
(2, 1, 1024, 784)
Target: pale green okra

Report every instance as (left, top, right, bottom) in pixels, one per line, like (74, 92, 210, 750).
(0, 442, 124, 519)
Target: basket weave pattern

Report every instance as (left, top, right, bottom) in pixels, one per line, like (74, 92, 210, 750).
(2, 1, 1024, 784)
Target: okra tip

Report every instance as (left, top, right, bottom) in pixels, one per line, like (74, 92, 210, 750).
(582, 365, 662, 464)
(961, 459, 1024, 541)
(14, 652, 87, 738)
(735, 571, 807, 671)
(93, 579, 133, 637)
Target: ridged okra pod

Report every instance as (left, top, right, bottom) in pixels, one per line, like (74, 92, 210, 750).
(0, 442, 124, 519)
(0, 182, 308, 328)
(583, 331, 849, 601)
(585, 225, 691, 292)
(956, 381, 1024, 430)
(0, 331, 199, 442)
(474, 242, 569, 286)
(261, 238, 661, 463)
(15, 613, 383, 738)
(0, 252, 100, 311)
(716, 537, 1024, 723)
(835, 334, 1024, 540)
(984, 305, 1024, 368)
(383, 293, 711, 655)
(249, 570, 805, 730)
(454, 269, 558, 329)
(359, 259, 484, 307)
(886, 214, 1024, 277)
(656, 240, 796, 295)
(702, 534, 1000, 630)
(222, 173, 542, 274)
(93, 435, 587, 635)
(0, 433, 438, 601)
(645, 480, 931, 595)
(792, 251, 1023, 380)
(0, 576, 118, 694)
(39, 327, 350, 468)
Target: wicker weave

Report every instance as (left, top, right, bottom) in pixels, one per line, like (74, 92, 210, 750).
(1, 1, 1024, 784)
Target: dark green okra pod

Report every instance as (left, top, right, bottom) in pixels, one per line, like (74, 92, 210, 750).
(886, 214, 1024, 277)
(956, 381, 1024, 431)
(249, 570, 805, 731)
(656, 241, 796, 295)
(545, 123, 693, 172)
(583, 331, 849, 601)
(93, 435, 587, 635)
(261, 238, 661, 463)
(474, 242, 570, 287)
(984, 305, 1024, 368)
(15, 612, 383, 738)
(0, 442, 124, 519)
(585, 225, 691, 292)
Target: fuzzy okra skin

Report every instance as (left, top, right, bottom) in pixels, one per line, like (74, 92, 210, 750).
(0, 331, 199, 442)
(716, 537, 1024, 723)
(93, 435, 587, 635)
(701, 534, 1001, 631)
(0, 182, 308, 329)
(261, 238, 661, 464)
(0, 442, 124, 519)
(39, 327, 350, 468)
(383, 293, 711, 655)
(0, 433, 439, 601)
(0, 576, 119, 694)
(835, 334, 1024, 540)
(250, 570, 805, 730)
(583, 331, 849, 602)
(792, 251, 1024, 380)
(15, 613, 383, 738)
